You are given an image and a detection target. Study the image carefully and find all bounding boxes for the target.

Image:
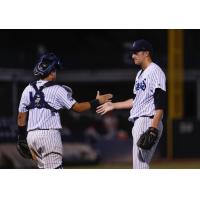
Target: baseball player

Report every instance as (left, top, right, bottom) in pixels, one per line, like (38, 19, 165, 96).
(16, 53, 112, 169)
(97, 39, 166, 169)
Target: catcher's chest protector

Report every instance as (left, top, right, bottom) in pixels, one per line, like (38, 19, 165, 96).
(26, 81, 58, 113)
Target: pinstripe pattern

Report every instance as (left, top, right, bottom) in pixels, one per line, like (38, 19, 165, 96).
(18, 80, 76, 169)
(129, 62, 166, 121)
(27, 130, 62, 169)
(132, 117, 163, 169)
(128, 62, 166, 169)
(19, 80, 76, 131)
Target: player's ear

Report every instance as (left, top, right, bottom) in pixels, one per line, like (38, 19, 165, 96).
(146, 51, 152, 58)
(144, 51, 149, 57)
(50, 70, 56, 76)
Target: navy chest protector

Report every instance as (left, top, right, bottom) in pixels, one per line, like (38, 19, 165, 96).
(26, 81, 58, 112)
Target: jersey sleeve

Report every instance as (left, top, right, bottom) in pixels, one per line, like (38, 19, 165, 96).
(56, 86, 76, 110)
(18, 86, 30, 112)
(152, 69, 166, 93)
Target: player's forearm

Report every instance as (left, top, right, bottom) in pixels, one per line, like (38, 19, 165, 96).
(113, 99, 133, 110)
(17, 112, 27, 126)
(72, 102, 92, 113)
(151, 109, 163, 128)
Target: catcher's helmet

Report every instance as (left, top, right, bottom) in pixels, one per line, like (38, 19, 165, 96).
(33, 53, 62, 79)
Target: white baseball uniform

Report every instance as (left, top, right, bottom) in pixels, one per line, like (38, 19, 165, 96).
(128, 62, 166, 169)
(18, 80, 76, 168)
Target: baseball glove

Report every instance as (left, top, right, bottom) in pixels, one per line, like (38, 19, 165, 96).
(137, 127, 158, 150)
(17, 137, 32, 159)
(16, 127, 32, 159)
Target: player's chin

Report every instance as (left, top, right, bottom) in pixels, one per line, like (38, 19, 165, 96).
(133, 59, 140, 65)
(52, 77, 56, 81)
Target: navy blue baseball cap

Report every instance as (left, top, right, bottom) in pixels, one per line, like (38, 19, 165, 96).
(132, 39, 153, 53)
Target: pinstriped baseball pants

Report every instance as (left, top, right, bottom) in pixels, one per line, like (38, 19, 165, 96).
(27, 130, 63, 169)
(132, 117, 163, 169)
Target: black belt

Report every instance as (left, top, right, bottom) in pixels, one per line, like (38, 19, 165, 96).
(133, 115, 154, 123)
(29, 129, 60, 132)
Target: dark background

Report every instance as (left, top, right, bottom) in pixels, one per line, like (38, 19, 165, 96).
(0, 30, 197, 117)
(0, 30, 167, 69)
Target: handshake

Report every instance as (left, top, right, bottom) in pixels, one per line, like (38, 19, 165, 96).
(95, 91, 115, 115)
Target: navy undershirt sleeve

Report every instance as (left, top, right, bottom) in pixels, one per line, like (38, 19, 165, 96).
(153, 88, 166, 110)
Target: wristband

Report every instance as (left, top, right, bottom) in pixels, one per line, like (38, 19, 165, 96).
(90, 99, 100, 109)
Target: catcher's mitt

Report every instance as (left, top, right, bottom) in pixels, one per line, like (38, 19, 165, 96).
(137, 127, 158, 150)
(17, 137, 32, 159)
(16, 126, 32, 159)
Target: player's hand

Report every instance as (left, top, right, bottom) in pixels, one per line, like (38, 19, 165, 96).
(96, 91, 113, 104)
(96, 102, 114, 115)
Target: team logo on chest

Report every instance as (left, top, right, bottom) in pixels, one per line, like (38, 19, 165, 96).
(135, 79, 146, 91)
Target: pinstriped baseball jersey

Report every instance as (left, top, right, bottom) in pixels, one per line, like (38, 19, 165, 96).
(129, 62, 166, 121)
(18, 80, 76, 131)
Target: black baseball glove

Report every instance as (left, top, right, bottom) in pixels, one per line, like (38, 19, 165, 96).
(137, 127, 159, 150)
(16, 126, 32, 159)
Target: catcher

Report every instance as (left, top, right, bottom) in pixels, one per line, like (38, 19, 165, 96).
(96, 39, 166, 169)
(16, 52, 112, 168)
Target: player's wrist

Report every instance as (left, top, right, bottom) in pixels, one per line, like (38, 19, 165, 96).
(90, 99, 100, 109)
(17, 126, 27, 138)
(148, 127, 158, 135)
(112, 103, 116, 110)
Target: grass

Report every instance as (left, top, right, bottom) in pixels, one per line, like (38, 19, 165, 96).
(64, 159, 200, 169)
(151, 159, 200, 169)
